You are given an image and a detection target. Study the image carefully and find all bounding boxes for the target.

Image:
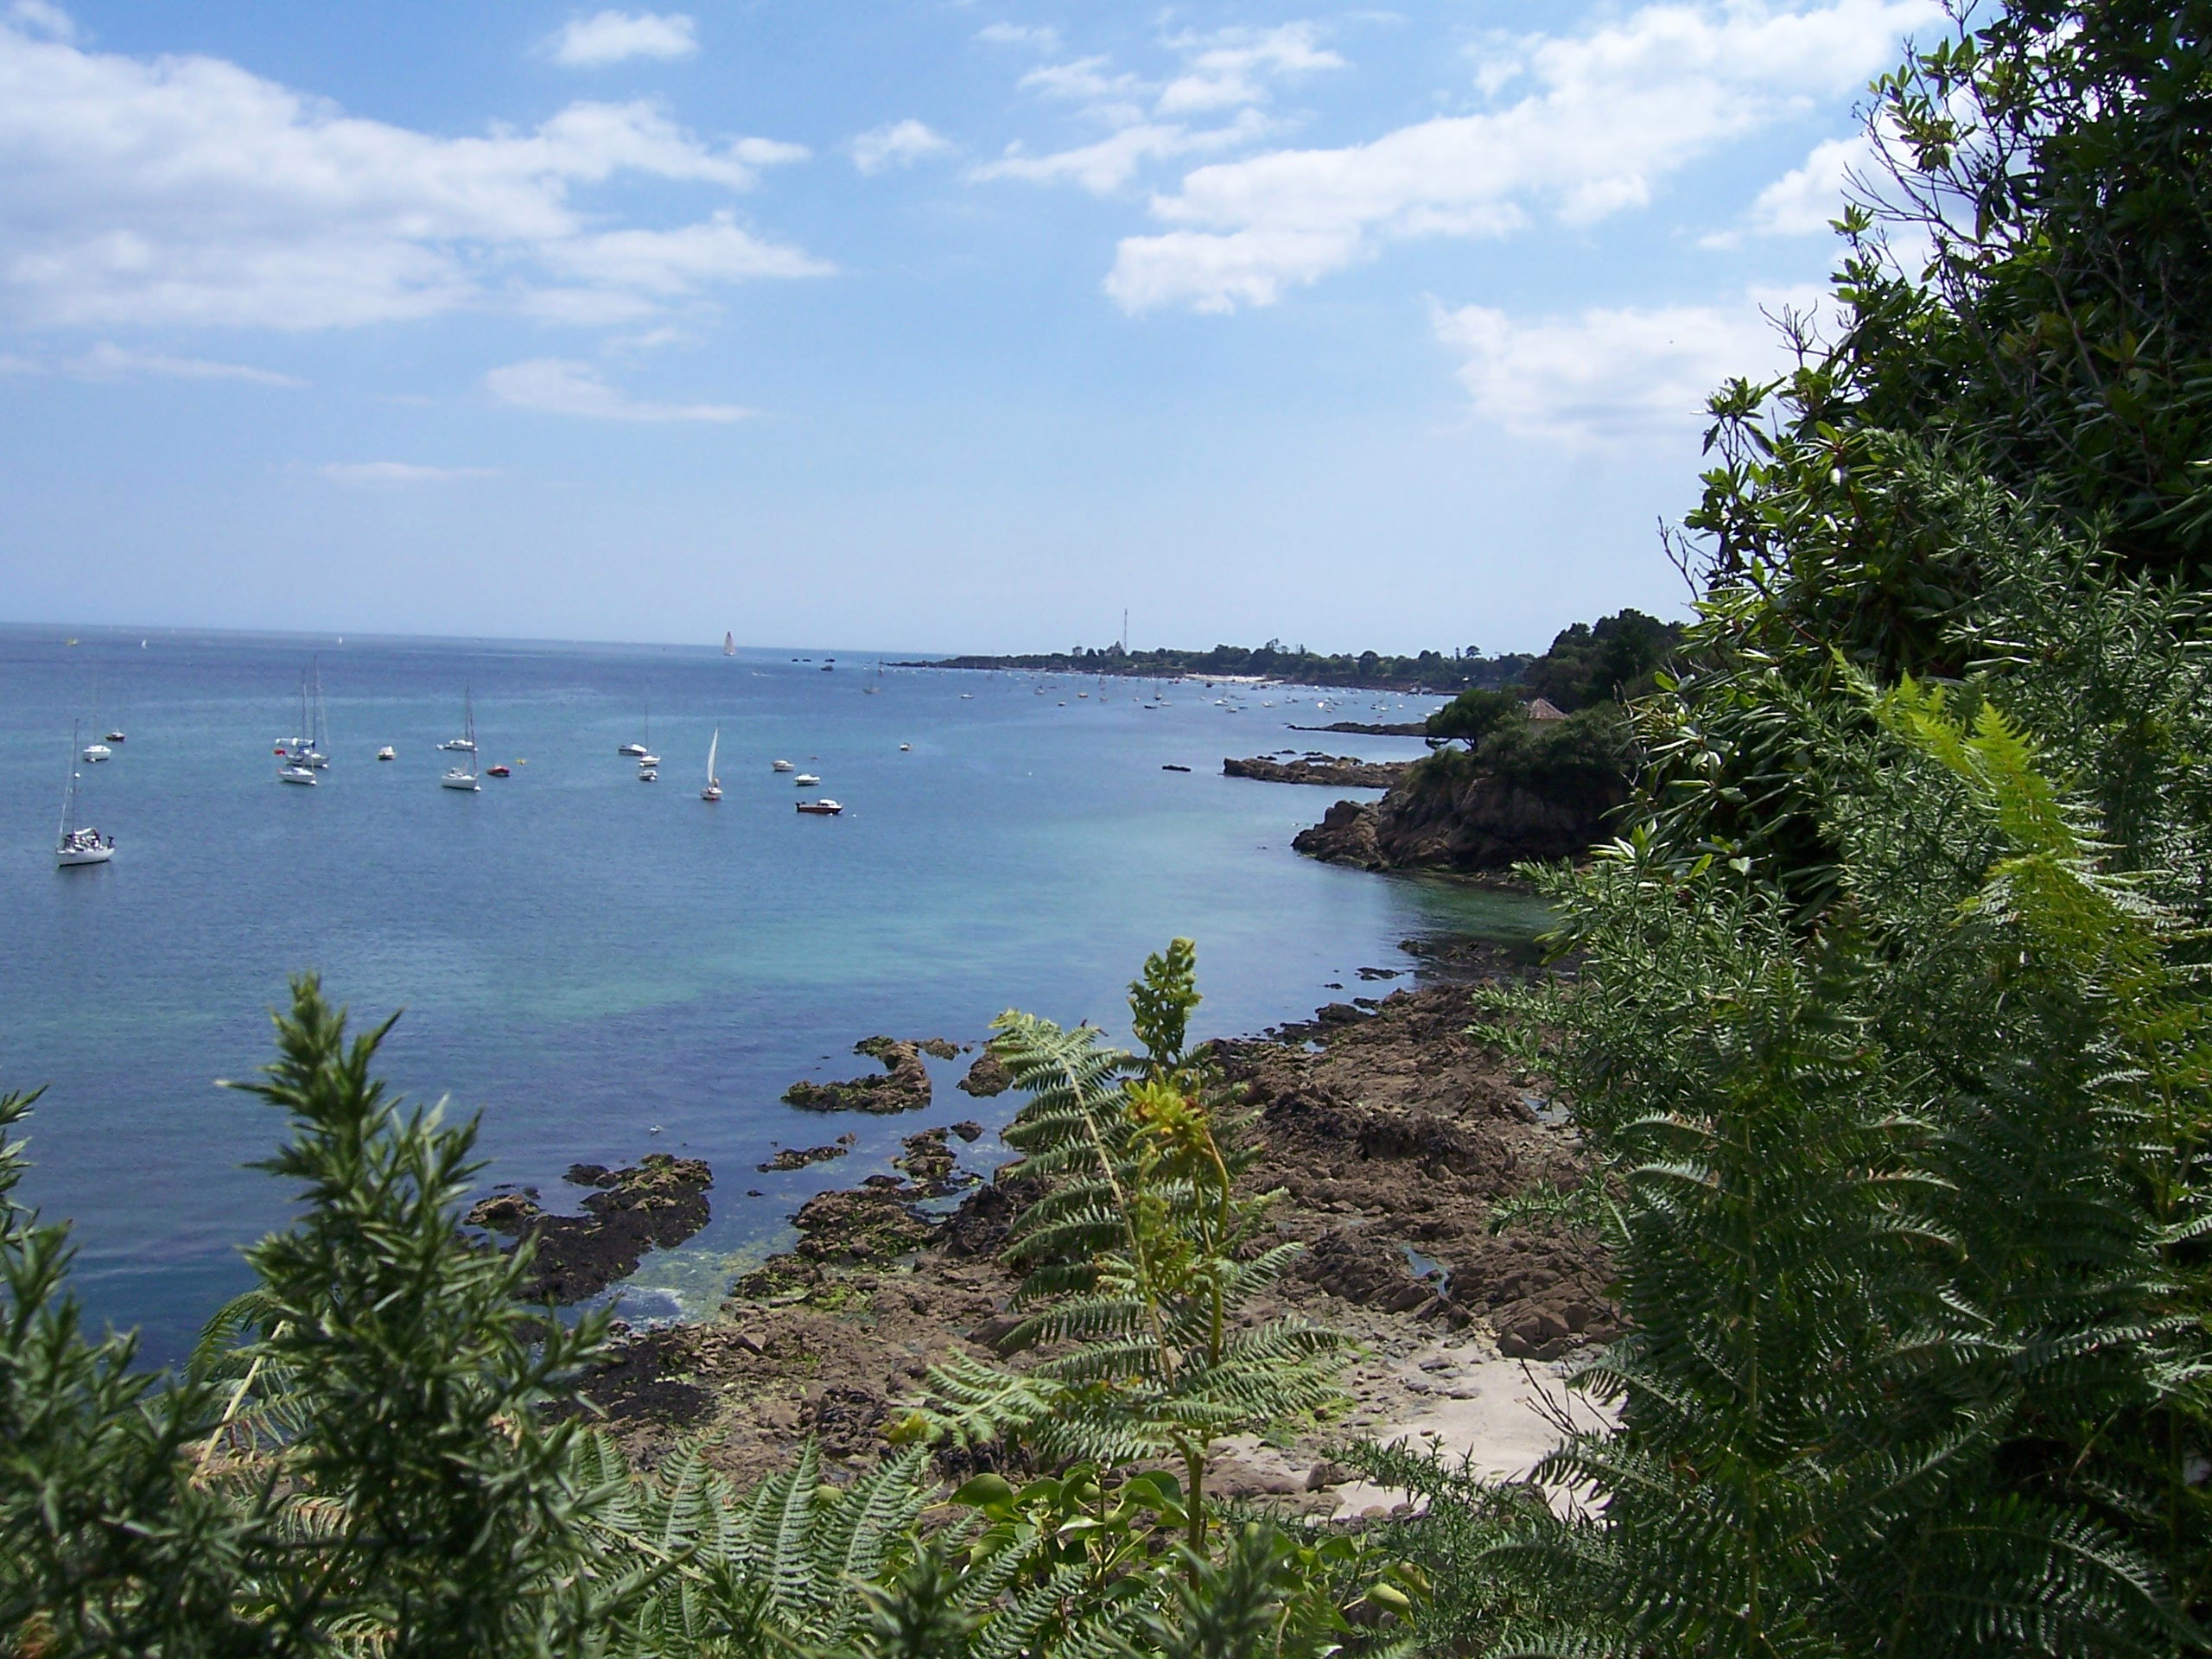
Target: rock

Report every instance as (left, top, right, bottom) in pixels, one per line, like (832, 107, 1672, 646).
(1291, 799, 1383, 869)
(948, 1120, 984, 1141)
(918, 1038, 961, 1060)
(757, 1143, 849, 1173)
(790, 1185, 938, 1266)
(784, 1037, 933, 1114)
(894, 1127, 978, 1198)
(1224, 754, 1409, 789)
(956, 1052, 1013, 1098)
(1315, 1002, 1367, 1026)
(466, 1154, 712, 1306)
(1287, 721, 1427, 737)
(938, 1177, 1037, 1259)
(806, 1385, 887, 1459)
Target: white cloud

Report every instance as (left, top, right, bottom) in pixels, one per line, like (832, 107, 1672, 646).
(1742, 131, 1871, 236)
(546, 10, 698, 67)
(485, 357, 748, 421)
(851, 118, 953, 175)
(976, 111, 1266, 194)
(321, 461, 499, 486)
(1430, 285, 1823, 442)
(0, 20, 818, 329)
(0, 340, 306, 383)
(8, 0, 77, 41)
(976, 25, 1335, 197)
(548, 213, 831, 292)
(1109, 0, 1940, 311)
(1155, 24, 1342, 117)
(976, 22, 1060, 51)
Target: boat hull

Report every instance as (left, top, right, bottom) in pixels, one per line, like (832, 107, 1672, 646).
(56, 845, 114, 866)
(440, 774, 479, 791)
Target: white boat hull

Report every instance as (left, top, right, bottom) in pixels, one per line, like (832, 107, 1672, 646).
(440, 772, 479, 791)
(278, 767, 318, 785)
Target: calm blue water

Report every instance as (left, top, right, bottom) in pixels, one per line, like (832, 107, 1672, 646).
(0, 624, 1547, 1362)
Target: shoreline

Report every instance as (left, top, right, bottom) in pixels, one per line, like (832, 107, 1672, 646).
(556, 957, 1613, 1509)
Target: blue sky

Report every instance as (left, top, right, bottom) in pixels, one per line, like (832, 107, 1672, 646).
(0, 0, 1940, 654)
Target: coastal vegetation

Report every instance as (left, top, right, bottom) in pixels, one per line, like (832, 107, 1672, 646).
(915, 640, 1537, 696)
(12, 4, 2212, 1656)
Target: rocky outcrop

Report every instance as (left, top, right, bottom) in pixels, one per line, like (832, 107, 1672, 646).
(466, 1154, 713, 1305)
(784, 1036, 934, 1114)
(1287, 721, 1427, 736)
(1224, 754, 1409, 788)
(1294, 756, 1624, 874)
(957, 1052, 1012, 1097)
(1291, 799, 1383, 868)
(757, 1142, 850, 1173)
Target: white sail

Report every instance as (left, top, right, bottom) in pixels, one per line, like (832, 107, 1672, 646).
(707, 727, 719, 783)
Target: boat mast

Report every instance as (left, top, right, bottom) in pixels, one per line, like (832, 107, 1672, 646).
(59, 721, 79, 842)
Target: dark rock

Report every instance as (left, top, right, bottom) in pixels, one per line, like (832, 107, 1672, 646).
(1292, 799, 1383, 869)
(791, 1185, 937, 1265)
(938, 1176, 1039, 1259)
(1315, 1002, 1366, 1026)
(956, 1052, 1013, 1098)
(1224, 754, 1408, 789)
(807, 1385, 888, 1459)
(1287, 721, 1427, 736)
(466, 1154, 712, 1305)
(917, 1038, 961, 1060)
(948, 1120, 984, 1141)
(784, 1037, 933, 1114)
(757, 1143, 849, 1173)
(894, 1127, 979, 1198)
(566, 1328, 715, 1427)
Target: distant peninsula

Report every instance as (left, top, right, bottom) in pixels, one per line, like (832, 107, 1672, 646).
(898, 640, 1533, 695)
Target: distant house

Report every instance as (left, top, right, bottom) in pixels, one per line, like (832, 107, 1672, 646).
(1524, 697, 1568, 722)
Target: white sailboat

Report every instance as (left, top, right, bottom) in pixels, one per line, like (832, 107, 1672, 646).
(702, 727, 722, 801)
(722, 632, 736, 657)
(304, 658, 329, 767)
(56, 724, 115, 865)
(440, 689, 480, 790)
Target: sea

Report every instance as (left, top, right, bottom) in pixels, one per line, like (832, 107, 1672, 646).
(0, 624, 1550, 1363)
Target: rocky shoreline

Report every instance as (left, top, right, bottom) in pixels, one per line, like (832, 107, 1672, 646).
(559, 978, 1615, 1506)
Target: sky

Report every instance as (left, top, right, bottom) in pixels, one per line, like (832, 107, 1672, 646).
(0, 0, 1943, 656)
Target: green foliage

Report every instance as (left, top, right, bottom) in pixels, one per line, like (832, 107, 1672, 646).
(1522, 609, 1682, 713)
(922, 952, 1351, 1542)
(1424, 689, 1524, 749)
(1129, 939, 1202, 1074)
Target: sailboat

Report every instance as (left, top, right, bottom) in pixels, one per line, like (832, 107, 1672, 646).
(722, 632, 735, 657)
(56, 725, 115, 864)
(304, 658, 329, 767)
(440, 690, 480, 790)
(701, 727, 722, 801)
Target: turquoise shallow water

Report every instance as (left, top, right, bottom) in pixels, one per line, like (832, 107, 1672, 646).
(0, 624, 1549, 1361)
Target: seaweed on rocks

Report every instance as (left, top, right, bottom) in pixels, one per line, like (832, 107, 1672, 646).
(465, 1154, 712, 1305)
(783, 1036, 933, 1114)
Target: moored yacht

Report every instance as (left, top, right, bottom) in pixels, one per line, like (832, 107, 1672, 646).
(440, 688, 480, 790)
(772, 758, 795, 772)
(702, 727, 722, 801)
(56, 726, 115, 865)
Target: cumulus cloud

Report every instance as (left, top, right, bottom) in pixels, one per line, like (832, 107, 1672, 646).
(546, 10, 697, 67)
(1430, 285, 1823, 442)
(975, 23, 1341, 197)
(8, 0, 75, 41)
(976, 22, 1060, 51)
(1108, 0, 1939, 311)
(1741, 131, 1872, 236)
(485, 357, 747, 421)
(851, 118, 953, 175)
(0, 19, 818, 329)
(321, 461, 499, 486)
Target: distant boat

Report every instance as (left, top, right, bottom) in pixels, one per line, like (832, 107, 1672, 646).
(772, 759, 795, 772)
(796, 798, 842, 815)
(639, 766, 658, 782)
(723, 632, 735, 657)
(960, 693, 973, 700)
(377, 746, 395, 761)
(80, 741, 111, 763)
(105, 729, 125, 742)
(486, 764, 511, 778)
(278, 762, 318, 786)
(302, 658, 329, 767)
(794, 773, 821, 787)
(899, 743, 911, 752)
(440, 689, 480, 791)
(55, 723, 115, 865)
(620, 697, 652, 756)
(637, 752, 660, 768)
(702, 727, 722, 801)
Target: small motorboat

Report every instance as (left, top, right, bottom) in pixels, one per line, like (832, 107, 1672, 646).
(81, 742, 111, 762)
(899, 743, 912, 752)
(438, 737, 476, 753)
(637, 753, 660, 768)
(960, 693, 973, 699)
(619, 742, 649, 758)
(279, 763, 318, 785)
(377, 746, 395, 760)
(639, 766, 658, 782)
(796, 798, 842, 815)
(793, 772, 821, 787)
(486, 764, 511, 778)
(105, 730, 125, 742)
(772, 759, 795, 772)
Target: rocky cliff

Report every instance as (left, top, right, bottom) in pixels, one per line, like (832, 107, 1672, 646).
(1294, 750, 1624, 873)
